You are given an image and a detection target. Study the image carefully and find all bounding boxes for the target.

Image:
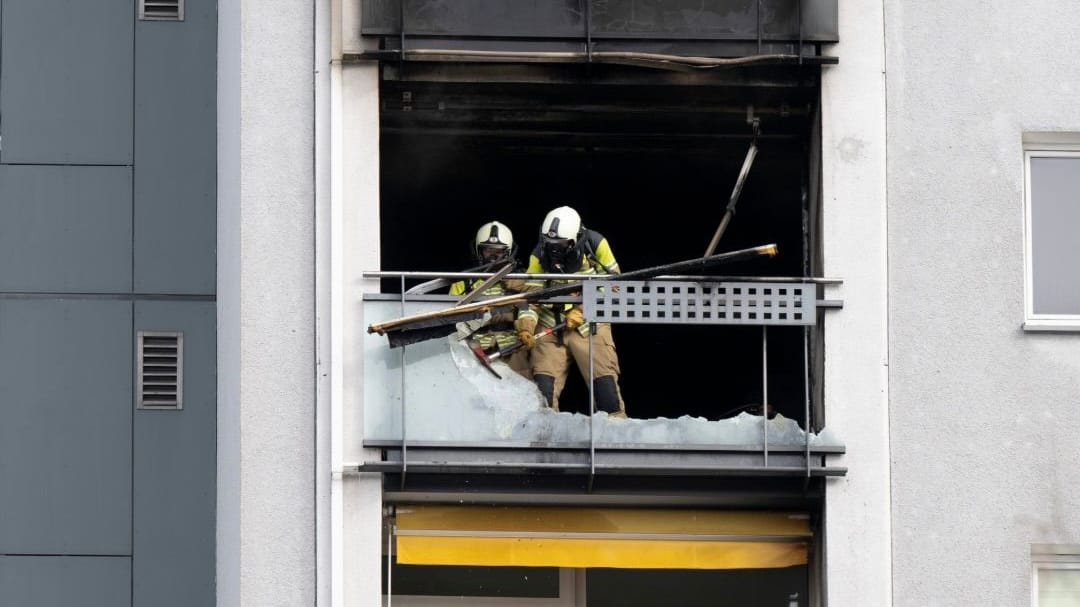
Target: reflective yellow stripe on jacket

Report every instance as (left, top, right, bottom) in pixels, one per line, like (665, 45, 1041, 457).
(521, 240, 618, 336)
(449, 279, 520, 349)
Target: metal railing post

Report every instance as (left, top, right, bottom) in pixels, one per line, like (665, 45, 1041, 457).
(762, 325, 769, 467)
(399, 275, 407, 489)
(804, 325, 812, 477)
(587, 322, 596, 492)
(387, 521, 395, 606)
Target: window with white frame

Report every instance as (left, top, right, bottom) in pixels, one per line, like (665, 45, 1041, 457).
(1032, 545, 1080, 607)
(1024, 139, 1080, 329)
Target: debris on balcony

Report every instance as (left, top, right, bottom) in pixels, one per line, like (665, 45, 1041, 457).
(375, 338, 842, 448)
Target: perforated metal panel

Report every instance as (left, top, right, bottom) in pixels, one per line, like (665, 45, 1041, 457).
(583, 280, 816, 326)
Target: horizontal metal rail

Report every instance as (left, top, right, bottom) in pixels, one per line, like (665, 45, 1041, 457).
(358, 460, 847, 477)
(349, 49, 839, 71)
(363, 270, 843, 283)
(363, 439, 845, 453)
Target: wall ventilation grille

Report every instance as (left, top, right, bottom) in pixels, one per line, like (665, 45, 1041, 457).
(138, 0, 184, 21)
(137, 331, 184, 410)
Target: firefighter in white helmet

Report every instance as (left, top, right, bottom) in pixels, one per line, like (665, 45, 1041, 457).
(514, 206, 627, 417)
(450, 220, 531, 379)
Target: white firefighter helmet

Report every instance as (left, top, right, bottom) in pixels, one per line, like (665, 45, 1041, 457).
(540, 206, 581, 241)
(539, 206, 583, 272)
(474, 220, 514, 263)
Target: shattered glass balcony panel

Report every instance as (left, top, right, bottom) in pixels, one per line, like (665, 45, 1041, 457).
(363, 299, 840, 451)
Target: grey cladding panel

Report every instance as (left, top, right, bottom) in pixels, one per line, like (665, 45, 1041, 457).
(133, 301, 215, 607)
(762, 0, 839, 40)
(0, 0, 133, 164)
(361, 0, 839, 42)
(0, 556, 131, 607)
(0, 300, 132, 555)
(801, 0, 839, 41)
(363, 0, 584, 36)
(134, 0, 217, 295)
(592, 0, 758, 36)
(0, 165, 133, 293)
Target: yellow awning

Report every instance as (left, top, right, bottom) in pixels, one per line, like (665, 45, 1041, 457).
(394, 505, 811, 570)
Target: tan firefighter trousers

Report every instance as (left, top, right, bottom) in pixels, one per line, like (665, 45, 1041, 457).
(530, 322, 626, 416)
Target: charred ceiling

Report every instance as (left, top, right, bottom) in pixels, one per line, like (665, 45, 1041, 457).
(379, 77, 818, 149)
(362, 0, 836, 144)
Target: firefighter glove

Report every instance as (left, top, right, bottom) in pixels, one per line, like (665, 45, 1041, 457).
(565, 307, 586, 331)
(514, 316, 538, 350)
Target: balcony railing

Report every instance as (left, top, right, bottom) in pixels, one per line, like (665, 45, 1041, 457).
(359, 271, 846, 480)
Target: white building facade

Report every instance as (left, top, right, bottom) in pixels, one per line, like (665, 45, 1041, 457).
(212, 1, 1080, 607)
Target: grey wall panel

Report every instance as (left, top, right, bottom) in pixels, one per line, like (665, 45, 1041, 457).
(133, 301, 215, 607)
(0, 0, 133, 164)
(134, 0, 217, 295)
(0, 299, 132, 554)
(0, 166, 133, 293)
(0, 556, 131, 607)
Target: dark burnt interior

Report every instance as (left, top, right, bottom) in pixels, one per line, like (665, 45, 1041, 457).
(379, 64, 822, 424)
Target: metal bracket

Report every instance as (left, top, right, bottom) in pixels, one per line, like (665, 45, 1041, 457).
(747, 106, 761, 141)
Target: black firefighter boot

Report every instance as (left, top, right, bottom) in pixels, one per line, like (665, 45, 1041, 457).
(534, 374, 556, 410)
(592, 375, 622, 416)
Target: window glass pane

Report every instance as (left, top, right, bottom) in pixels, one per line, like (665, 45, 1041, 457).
(383, 559, 560, 598)
(1030, 156, 1080, 315)
(587, 566, 807, 607)
(1038, 567, 1080, 607)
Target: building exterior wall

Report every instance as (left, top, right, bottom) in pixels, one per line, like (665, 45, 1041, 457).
(216, 0, 318, 605)
(1, 1, 217, 606)
(819, 2, 892, 605)
(7, 0, 1080, 605)
(216, 0, 1080, 604)
(337, 57, 385, 607)
(885, 2, 1080, 606)
(338, 4, 385, 601)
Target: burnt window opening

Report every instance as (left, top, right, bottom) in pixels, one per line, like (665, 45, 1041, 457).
(377, 65, 824, 427)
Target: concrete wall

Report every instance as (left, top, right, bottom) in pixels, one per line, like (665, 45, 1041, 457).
(820, 1, 892, 606)
(339, 18, 386, 605)
(885, 2, 1080, 606)
(216, 0, 317, 605)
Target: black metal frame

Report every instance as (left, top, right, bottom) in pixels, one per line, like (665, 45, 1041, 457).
(355, 0, 838, 68)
